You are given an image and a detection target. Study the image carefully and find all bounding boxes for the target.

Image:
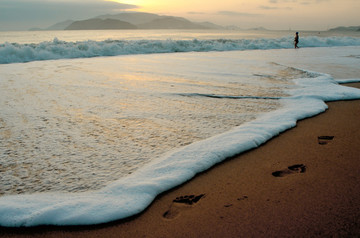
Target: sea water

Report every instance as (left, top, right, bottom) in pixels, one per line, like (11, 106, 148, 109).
(0, 29, 360, 226)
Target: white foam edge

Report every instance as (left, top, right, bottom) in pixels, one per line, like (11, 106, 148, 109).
(1, 71, 360, 227)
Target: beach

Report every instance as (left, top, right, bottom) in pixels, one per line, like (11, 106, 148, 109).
(1, 0, 360, 234)
(1, 82, 359, 237)
(1, 0, 360, 233)
(1, 30, 360, 236)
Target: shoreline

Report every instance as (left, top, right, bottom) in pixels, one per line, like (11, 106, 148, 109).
(1, 83, 360, 237)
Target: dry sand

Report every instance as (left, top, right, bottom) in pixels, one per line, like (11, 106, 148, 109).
(1, 83, 360, 238)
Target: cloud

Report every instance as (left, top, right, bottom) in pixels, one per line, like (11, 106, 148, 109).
(261, 0, 328, 10)
(259, 5, 279, 10)
(187, 11, 206, 15)
(187, 10, 261, 18)
(217, 11, 260, 17)
(300, 0, 330, 4)
(259, 5, 292, 10)
(271, 0, 331, 3)
(0, 0, 138, 30)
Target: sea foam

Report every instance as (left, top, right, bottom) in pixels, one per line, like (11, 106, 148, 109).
(1, 36, 360, 64)
(0, 68, 360, 226)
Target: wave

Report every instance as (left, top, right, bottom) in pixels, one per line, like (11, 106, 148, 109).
(1, 36, 360, 64)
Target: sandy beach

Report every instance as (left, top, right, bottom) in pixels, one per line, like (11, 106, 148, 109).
(1, 83, 360, 237)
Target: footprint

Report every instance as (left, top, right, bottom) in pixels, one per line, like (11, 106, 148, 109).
(272, 164, 306, 177)
(318, 136, 334, 145)
(173, 194, 205, 205)
(163, 194, 205, 219)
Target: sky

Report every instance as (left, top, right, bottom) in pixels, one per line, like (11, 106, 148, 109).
(0, 0, 359, 31)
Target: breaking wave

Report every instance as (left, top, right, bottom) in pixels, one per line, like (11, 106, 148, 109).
(1, 36, 360, 64)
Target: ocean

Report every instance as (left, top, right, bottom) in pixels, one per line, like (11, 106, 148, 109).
(0, 29, 360, 226)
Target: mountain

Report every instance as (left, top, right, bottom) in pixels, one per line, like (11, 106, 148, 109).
(328, 26, 360, 32)
(137, 16, 208, 29)
(248, 27, 269, 31)
(197, 22, 224, 29)
(65, 18, 137, 30)
(98, 12, 211, 29)
(96, 12, 161, 25)
(47, 20, 75, 30)
(30, 12, 223, 31)
(29, 20, 74, 31)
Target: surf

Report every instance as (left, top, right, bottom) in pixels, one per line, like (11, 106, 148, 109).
(1, 36, 360, 64)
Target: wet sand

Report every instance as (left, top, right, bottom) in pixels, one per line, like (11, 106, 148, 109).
(1, 83, 360, 237)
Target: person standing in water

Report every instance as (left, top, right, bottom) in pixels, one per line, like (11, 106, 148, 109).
(294, 32, 299, 48)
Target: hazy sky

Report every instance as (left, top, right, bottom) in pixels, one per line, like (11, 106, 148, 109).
(0, 0, 359, 31)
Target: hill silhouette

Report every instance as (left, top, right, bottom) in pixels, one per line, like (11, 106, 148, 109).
(65, 18, 137, 30)
(137, 16, 208, 29)
(329, 26, 360, 32)
(36, 12, 223, 31)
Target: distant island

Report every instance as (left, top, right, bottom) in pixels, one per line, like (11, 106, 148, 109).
(65, 19, 137, 30)
(29, 11, 360, 32)
(30, 12, 228, 31)
(328, 26, 360, 32)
